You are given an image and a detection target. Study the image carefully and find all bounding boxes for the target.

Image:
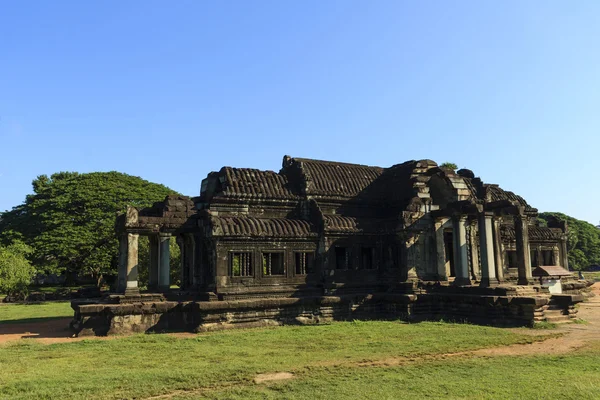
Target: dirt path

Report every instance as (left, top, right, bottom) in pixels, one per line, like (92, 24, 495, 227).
(471, 283, 600, 357)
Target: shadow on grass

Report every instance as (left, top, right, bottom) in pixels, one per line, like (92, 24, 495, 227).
(0, 316, 73, 325)
(0, 317, 73, 340)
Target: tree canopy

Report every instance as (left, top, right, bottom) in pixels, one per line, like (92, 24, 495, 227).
(0, 172, 179, 285)
(538, 212, 600, 270)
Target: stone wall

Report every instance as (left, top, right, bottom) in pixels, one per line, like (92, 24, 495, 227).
(70, 289, 583, 336)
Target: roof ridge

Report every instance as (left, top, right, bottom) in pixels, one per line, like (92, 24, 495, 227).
(291, 157, 383, 169)
(222, 166, 282, 175)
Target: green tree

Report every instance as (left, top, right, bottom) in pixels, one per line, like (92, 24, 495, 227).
(0, 241, 36, 298)
(538, 212, 600, 270)
(440, 162, 458, 170)
(0, 172, 179, 286)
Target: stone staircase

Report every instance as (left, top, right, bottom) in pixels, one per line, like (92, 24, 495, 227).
(536, 303, 573, 324)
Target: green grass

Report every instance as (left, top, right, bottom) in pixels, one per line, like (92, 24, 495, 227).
(193, 346, 600, 400)
(583, 271, 600, 281)
(0, 321, 551, 400)
(532, 321, 558, 330)
(0, 301, 73, 324)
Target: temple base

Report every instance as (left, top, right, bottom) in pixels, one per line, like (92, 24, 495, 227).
(453, 278, 472, 286)
(479, 278, 499, 287)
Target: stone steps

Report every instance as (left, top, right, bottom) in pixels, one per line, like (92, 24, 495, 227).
(543, 315, 572, 324)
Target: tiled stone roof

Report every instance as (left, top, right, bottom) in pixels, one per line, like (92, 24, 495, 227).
(487, 185, 535, 212)
(218, 167, 298, 200)
(210, 216, 316, 238)
(323, 215, 396, 234)
(501, 226, 563, 241)
(290, 158, 384, 198)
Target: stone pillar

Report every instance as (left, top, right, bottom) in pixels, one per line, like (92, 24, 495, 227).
(553, 246, 561, 267)
(514, 214, 533, 285)
(469, 221, 480, 280)
(158, 233, 171, 292)
(125, 233, 140, 295)
(434, 218, 448, 280)
(117, 235, 128, 293)
(177, 236, 185, 289)
(560, 236, 569, 270)
(186, 235, 196, 288)
(408, 237, 419, 281)
(148, 235, 159, 291)
(492, 217, 504, 282)
(193, 234, 202, 288)
(453, 215, 471, 286)
(478, 213, 498, 287)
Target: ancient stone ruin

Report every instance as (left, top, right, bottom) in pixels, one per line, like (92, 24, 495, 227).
(71, 156, 587, 335)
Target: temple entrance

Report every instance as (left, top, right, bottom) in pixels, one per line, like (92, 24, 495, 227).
(444, 230, 456, 277)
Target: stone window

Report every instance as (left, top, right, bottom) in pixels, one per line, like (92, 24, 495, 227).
(507, 250, 518, 269)
(360, 247, 374, 270)
(542, 250, 554, 266)
(262, 252, 285, 276)
(295, 252, 315, 275)
(231, 252, 253, 277)
(444, 230, 455, 277)
(384, 247, 398, 269)
(335, 247, 349, 270)
(530, 250, 539, 268)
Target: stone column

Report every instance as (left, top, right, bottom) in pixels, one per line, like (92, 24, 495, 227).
(193, 234, 203, 288)
(148, 235, 159, 291)
(469, 221, 480, 280)
(177, 236, 186, 289)
(125, 233, 140, 295)
(492, 217, 504, 282)
(560, 236, 569, 270)
(553, 246, 561, 267)
(158, 233, 171, 292)
(478, 213, 498, 287)
(434, 218, 448, 280)
(400, 234, 419, 282)
(185, 234, 196, 288)
(514, 214, 533, 285)
(453, 215, 471, 286)
(117, 235, 128, 293)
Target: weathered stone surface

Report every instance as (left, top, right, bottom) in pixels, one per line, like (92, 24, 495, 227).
(100, 155, 583, 335)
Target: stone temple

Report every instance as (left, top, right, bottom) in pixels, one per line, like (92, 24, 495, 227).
(71, 156, 588, 335)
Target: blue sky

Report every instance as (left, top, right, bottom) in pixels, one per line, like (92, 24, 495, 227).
(1, 1, 599, 224)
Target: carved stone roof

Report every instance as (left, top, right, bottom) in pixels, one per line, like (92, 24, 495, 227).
(289, 157, 384, 198)
(486, 185, 536, 212)
(122, 195, 197, 232)
(501, 226, 563, 241)
(209, 216, 316, 238)
(323, 215, 396, 234)
(217, 167, 298, 200)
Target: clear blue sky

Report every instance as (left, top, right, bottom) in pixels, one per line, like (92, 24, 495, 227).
(1, 1, 599, 224)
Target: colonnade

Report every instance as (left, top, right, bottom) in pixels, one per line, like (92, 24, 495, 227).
(435, 212, 533, 287)
(117, 232, 196, 295)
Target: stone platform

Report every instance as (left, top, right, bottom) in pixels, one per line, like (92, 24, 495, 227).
(70, 286, 585, 336)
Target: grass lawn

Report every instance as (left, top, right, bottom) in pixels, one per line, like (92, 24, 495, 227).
(583, 271, 600, 282)
(0, 301, 73, 324)
(0, 320, 560, 400)
(198, 344, 600, 400)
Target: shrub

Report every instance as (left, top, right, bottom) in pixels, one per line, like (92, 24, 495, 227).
(0, 242, 36, 298)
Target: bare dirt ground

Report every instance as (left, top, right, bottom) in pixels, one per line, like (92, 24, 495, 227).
(1, 284, 599, 352)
